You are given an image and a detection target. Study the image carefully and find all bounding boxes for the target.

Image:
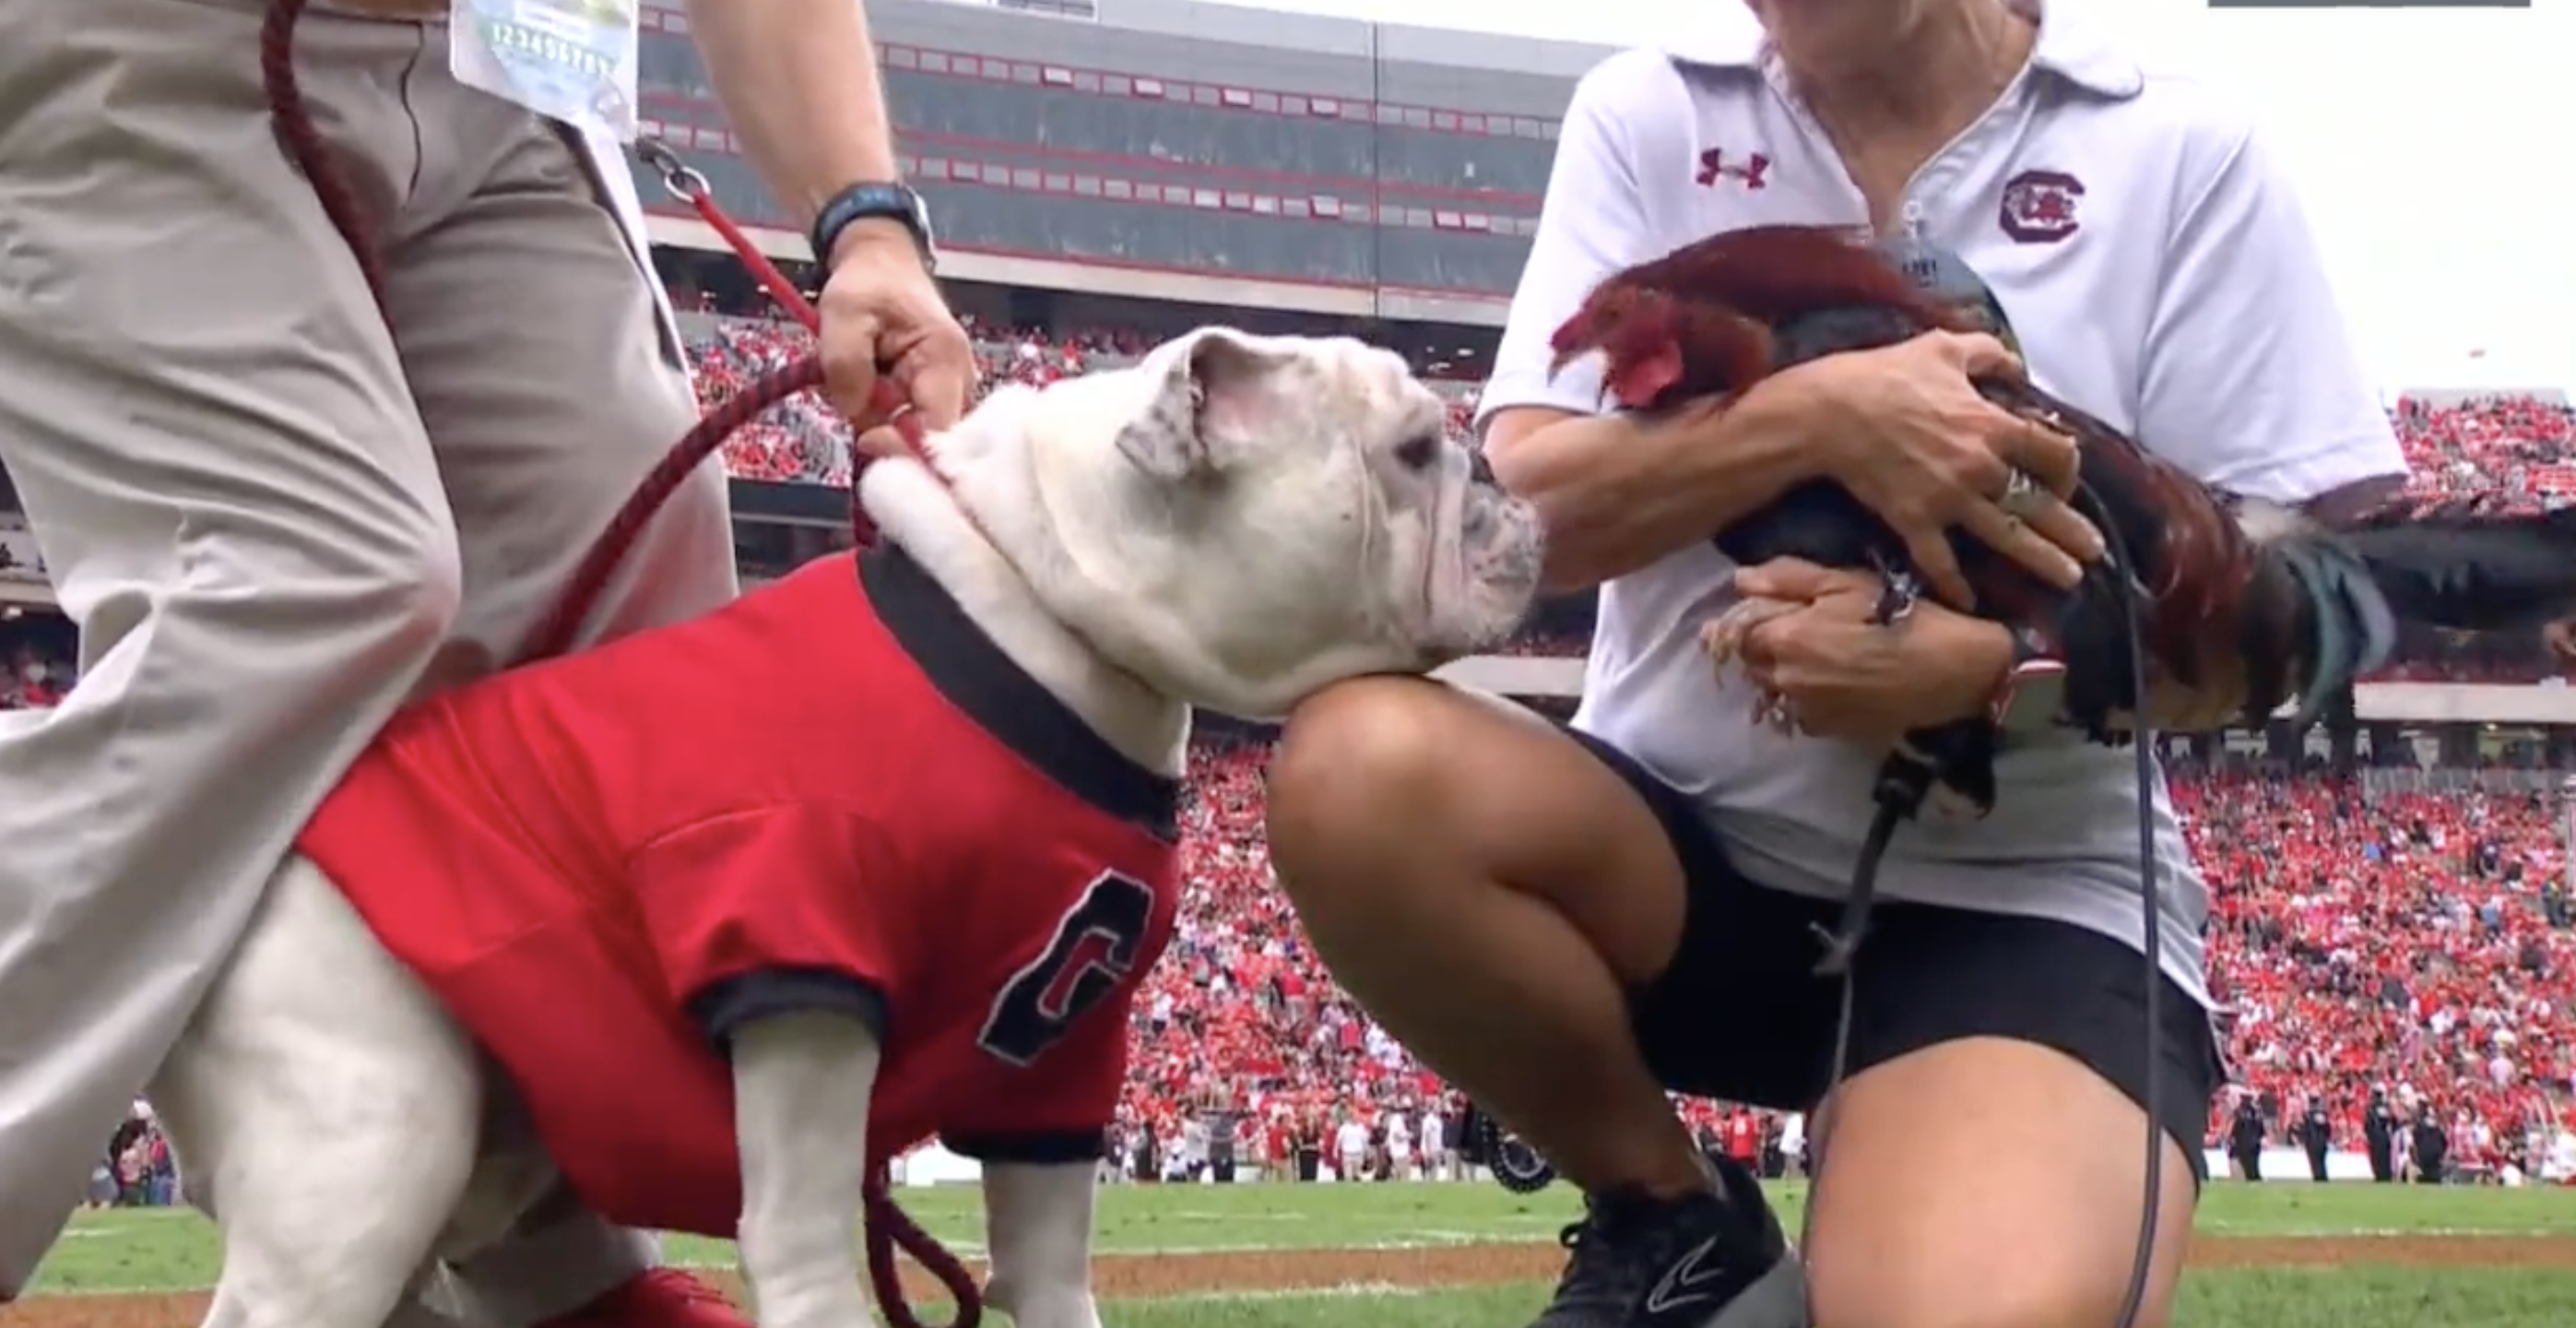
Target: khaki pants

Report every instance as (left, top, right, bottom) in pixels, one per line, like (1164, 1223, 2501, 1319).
(0, 0, 736, 1309)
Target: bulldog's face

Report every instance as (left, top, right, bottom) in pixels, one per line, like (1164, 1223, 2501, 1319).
(1002, 328, 1543, 718)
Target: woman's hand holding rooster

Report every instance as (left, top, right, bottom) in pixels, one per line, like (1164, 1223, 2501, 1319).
(1721, 562, 2261, 741)
(1711, 559, 2014, 748)
(1756, 330, 2105, 609)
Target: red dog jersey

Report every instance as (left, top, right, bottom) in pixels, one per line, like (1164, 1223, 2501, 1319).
(301, 549, 1181, 1237)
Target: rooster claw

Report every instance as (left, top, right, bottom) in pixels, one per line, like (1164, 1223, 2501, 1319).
(1700, 596, 1802, 671)
(1703, 598, 1803, 732)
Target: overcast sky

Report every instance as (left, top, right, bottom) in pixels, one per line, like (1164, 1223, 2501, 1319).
(1212, 0, 2575, 391)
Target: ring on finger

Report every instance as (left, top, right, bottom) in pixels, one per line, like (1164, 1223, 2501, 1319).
(1998, 468, 2047, 519)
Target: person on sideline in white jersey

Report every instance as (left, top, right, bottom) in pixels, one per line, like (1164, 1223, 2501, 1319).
(1387, 1108, 1416, 1180)
(1266, 2, 2405, 1327)
(1334, 1114, 1371, 1182)
(2545, 1123, 2576, 1184)
(0, 0, 974, 1315)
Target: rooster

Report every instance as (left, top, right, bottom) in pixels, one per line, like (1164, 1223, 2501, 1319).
(1546, 223, 2576, 818)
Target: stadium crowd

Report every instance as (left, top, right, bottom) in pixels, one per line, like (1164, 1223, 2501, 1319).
(686, 314, 1481, 490)
(38, 319, 2576, 1200)
(2191, 770, 2576, 1178)
(690, 313, 2576, 504)
(685, 314, 2576, 672)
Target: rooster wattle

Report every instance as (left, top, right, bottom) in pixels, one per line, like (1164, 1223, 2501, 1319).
(1546, 223, 2576, 817)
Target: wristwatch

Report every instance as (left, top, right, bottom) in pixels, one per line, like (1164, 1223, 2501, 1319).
(810, 182, 938, 273)
(1991, 625, 2068, 739)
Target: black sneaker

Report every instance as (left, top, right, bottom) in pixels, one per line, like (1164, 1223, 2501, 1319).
(1526, 1154, 1806, 1328)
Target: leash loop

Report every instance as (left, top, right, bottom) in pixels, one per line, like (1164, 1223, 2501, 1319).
(637, 136, 714, 206)
(632, 130, 894, 545)
(260, 6, 971, 1323)
(639, 132, 822, 338)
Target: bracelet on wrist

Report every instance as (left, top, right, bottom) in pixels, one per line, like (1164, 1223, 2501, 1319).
(809, 181, 938, 273)
(1991, 624, 2067, 737)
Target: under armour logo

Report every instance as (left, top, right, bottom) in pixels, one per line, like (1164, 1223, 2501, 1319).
(1696, 148, 1770, 190)
(1642, 1235, 1732, 1313)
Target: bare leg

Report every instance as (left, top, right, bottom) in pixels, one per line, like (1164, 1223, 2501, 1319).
(1804, 1039, 2196, 1328)
(1267, 678, 1705, 1195)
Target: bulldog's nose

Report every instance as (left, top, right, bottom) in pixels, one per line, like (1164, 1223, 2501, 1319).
(1467, 447, 1498, 489)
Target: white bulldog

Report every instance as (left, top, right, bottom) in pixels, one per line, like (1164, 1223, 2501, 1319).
(144, 328, 1542, 1328)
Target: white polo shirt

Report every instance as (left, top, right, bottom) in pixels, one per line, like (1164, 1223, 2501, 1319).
(1474, 0, 2405, 1003)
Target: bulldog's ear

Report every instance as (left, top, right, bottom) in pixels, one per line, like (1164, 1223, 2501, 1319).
(1117, 329, 1285, 480)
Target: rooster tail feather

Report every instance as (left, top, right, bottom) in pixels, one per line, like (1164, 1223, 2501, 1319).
(2272, 541, 2398, 724)
(2338, 506, 2576, 634)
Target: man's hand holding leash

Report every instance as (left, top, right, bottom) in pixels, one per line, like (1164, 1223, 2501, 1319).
(821, 223, 977, 459)
(680, 0, 977, 450)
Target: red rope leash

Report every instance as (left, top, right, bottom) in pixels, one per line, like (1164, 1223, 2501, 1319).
(260, 4, 975, 1324)
(524, 355, 831, 659)
(629, 137, 898, 556)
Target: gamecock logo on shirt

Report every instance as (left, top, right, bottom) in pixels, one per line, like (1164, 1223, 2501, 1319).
(1999, 169, 2085, 244)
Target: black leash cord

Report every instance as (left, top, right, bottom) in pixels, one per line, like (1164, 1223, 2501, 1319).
(2092, 476, 2166, 1328)
(1807, 480, 2164, 1328)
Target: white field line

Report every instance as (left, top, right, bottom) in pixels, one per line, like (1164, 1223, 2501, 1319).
(1151, 1282, 1444, 1304)
(41, 1276, 1460, 1307)
(30, 1237, 1546, 1298)
(656, 1235, 1528, 1263)
(43, 1225, 2566, 1298)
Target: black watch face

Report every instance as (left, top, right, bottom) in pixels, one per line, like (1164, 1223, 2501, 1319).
(880, 188, 932, 252)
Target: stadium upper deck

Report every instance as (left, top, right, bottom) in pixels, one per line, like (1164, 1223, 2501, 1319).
(634, 0, 1607, 325)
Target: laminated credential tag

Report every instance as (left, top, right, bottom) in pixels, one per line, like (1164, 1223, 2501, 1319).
(450, 0, 642, 142)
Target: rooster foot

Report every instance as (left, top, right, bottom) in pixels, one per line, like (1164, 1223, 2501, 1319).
(1700, 596, 1802, 670)
(1751, 684, 1799, 734)
(1701, 598, 1803, 734)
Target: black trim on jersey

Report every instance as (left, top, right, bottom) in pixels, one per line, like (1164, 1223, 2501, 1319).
(861, 546, 1181, 843)
(691, 966, 891, 1051)
(943, 1130, 1108, 1165)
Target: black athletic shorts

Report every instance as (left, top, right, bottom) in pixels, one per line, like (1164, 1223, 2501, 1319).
(1567, 729, 2223, 1180)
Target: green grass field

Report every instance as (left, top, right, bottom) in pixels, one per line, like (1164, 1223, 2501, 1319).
(28, 1180, 2576, 1327)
